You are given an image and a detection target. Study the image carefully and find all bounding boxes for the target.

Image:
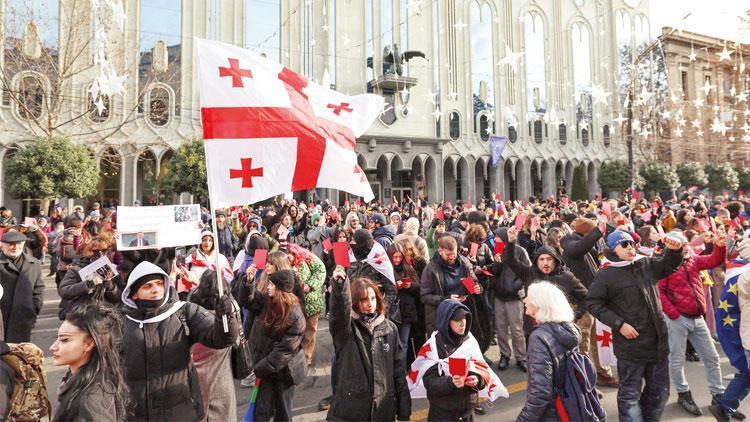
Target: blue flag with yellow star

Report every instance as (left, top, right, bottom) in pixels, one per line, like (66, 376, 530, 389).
(717, 259, 750, 372)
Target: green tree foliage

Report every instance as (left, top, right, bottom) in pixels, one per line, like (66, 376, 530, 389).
(705, 163, 739, 193)
(675, 162, 708, 188)
(598, 160, 630, 195)
(637, 161, 679, 194)
(5, 137, 98, 200)
(736, 166, 750, 193)
(159, 138, 209, 204)
(571, 164, 588, 201)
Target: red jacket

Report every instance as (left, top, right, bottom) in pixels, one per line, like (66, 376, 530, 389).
(658, 244, 726, 320)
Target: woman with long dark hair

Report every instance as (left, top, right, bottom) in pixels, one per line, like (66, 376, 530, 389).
(50, 303, 129, 421)
(247, 269, 306, 420)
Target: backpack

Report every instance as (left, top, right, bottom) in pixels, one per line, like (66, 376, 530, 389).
(2, 342, 52, 421)
(544, 339, 605, 422)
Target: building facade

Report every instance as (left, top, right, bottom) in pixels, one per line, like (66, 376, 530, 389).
(0, 0, 652, 216)
(657, 28, 750, 166)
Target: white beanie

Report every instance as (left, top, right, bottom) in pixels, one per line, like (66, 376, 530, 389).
(405, 217, 420, 233)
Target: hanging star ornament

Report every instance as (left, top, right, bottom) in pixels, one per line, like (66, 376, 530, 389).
(639, 127, 651, 138)
(661, 110, 672, 120)
(737, 91, 748, 103)
(718, 46, 733, 61)
(711, 117, 729, 135)
(93, 97, 106, 116)
(689, 49, 697, 62)
(693, 97, 705, 108)
(696, 129, 704, 137)
(702, 79, 715, 96)
(677, 117, 686, 127)
(498, 44, 525, 73)
(591, 84, 610, 106)
(638, 86, 653, 104)
(613, 113, 628, 126)
(674, 127, 683, 138)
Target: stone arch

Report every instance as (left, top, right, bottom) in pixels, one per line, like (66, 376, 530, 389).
(587, 161, 598, 199)
(136, 149, 158, 205)
(456, 156, 471, 201)
(424, 155, 440, 202)
(98, 147, 122, 207)
(503, 159, 517, 200)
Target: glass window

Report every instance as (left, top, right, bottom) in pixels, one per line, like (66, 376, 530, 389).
(18, 75, 43, 119)
(572, 23, 592, 139)
(327, 0, 336, 86)
(533, 121, 543, 143)
(603, 124, 611, 146)
(509, 125, 517, 142)
(615, 10, 632, 108)
(381, 0, 393, 75)
(581, 126, 589, 146)
(148, 86, 170, 127)
(471, 1, 495, 138)
(246, 0, 281, 62)
(634, 15, 649, 53)
(365, 0, 374, 84)
(559, 123, 567, 144)
(479, 114, 490, 141)
(449, 111, 460, 140)
(523, 13, 546, 124)
(88, 90, 109, 123)
(99, 148, 121, 207)
(139, 0, 181, 117)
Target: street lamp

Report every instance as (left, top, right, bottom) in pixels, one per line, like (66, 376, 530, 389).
(627, 13, 691, 189)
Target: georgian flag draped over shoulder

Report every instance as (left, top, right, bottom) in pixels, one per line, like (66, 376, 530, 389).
(196, 39, 381, 209)
(595, 320, 617, 368)
(407, 331, 508, 401)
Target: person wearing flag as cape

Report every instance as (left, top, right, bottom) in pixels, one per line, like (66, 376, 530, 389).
(412, 299, 507, 421)
(347, 228, 399, 323)
(713, 236, 750, 421)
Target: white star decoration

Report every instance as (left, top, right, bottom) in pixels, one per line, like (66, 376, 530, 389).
(638, 86, 653, 104)
(93, 97, 106, 116)
(696, 129, 704, 137)
(591, 85, 610, 106)
(613, 114, 628, 126)
(661, 110, 672, 120)
(737, 91, 748, 103)
(674, 127, 683, 138)
(639, 127, 651, 138)
(702, 80, 715, 96)
(498, 44, 525, 73)
(689, 49, 697, 62)
(718, 46, 733, 61)
(711, 117, 729, 135)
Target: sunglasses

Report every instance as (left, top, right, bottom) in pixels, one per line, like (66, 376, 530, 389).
(618, 241, 635, 248)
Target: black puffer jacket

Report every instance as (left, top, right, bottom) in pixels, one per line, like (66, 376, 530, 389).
(561, 227, 603, 288)
(327, 275, 411, 421)
(503, 243, 588, 321)
(491, 228, 530, 301)
(517, 322, 581, 422)
(423, 300, 485, 421)
(393, 261, 419, 325)
(121, 262, 238, 421)
(587, 248, 682, 362)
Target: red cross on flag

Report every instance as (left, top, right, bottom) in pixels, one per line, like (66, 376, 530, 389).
(595, 319, 617, 367)
(196, 39, 382, 209)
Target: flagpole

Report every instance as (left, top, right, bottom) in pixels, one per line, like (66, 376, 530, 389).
(203, 142, 229, 333)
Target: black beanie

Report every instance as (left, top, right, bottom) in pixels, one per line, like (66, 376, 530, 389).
(352, 228, 374, 260)
(129, 274, 164, 298)
(269, 270, 295, 293)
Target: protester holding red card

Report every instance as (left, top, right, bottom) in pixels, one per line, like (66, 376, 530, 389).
(387, 244, 420, 364)
(419, 300, 493, 420)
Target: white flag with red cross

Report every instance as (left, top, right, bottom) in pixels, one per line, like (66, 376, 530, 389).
(196, 39, 381, 209)
(596, 319, 617, 368)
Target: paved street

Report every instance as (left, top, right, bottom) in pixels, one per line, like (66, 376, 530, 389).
(33, 274, 749, 421)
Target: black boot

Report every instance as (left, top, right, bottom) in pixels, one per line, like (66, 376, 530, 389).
(516, 359, 527, 373)
(497, 355, 510, 371)
(711, 394, 746, 421)
(678, 391, 703, 416)
(318, 395, 333, 411)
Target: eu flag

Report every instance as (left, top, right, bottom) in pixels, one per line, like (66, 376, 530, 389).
(716, 259, 750, 372)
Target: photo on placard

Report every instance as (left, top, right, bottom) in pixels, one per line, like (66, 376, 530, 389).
(174, 205, 199, 223)
(119, 231, 157, 250)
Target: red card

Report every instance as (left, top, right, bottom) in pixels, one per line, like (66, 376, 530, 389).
(398, 277, 412, 290)
(476, 267, 493, 276)
(495, 194, 501, 201)
(436, 209, 445, 220)
(602, 201, 611, 217)
(462, 276, 477, 294)
(514, 213, 527, 231)
(469, 242, 479, 258)
(530, 216, 540, 231)
(322, 238, 333, 252)
(561, 197, 569, 206)
(333, 242, 351, 267)
(493, 240, 505, 255)
(449, 357, 468, 377)
(633, 191, 641, 200)
(253, 249, 268, 270)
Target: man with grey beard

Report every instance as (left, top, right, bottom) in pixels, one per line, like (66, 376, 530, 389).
(0, 230, 44, 342)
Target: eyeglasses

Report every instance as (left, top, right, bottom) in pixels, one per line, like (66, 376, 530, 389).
(619, 241, 635, 248)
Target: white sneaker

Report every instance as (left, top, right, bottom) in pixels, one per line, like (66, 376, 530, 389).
(240, 372, 256, 388)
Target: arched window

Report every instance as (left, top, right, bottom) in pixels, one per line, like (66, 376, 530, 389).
(571, 23, 592, 140)
(148, 86, 170, 127)
(471, 1, 495, 138)
(139, 0, 181, 117)
(449, 111, 460, 140)
(18, 75, 44, 120)
(479, 114, 490, 141)
(508, 125, 517, 143)
(581, 126, 589, 146)
(559, 123, 567, 144)
(615, 10, 632, 107)
(87, 90, 110, 123)
(603, 124, 611, 146)
(635, 15, 650, 52)
(99, 148, 121, 207)
(246, 0, 281, 63)
(523, 12, 546, 125)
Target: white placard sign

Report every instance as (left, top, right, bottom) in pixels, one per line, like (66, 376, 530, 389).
(116, 205, 202, 250)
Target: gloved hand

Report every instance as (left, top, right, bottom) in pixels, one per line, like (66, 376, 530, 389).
(214, 293, 235, 317)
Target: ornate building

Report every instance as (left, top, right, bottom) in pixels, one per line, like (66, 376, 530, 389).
(0, 0, 651, 215)
(657, 28, 750, 166)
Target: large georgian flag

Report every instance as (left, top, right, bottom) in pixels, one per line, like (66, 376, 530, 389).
(196, 39, 381, 209)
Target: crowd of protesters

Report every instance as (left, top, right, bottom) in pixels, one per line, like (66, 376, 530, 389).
(1, 190, 750, 421)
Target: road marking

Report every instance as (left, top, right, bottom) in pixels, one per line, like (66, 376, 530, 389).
(409, 380, 528, 421)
